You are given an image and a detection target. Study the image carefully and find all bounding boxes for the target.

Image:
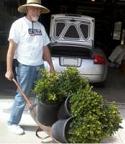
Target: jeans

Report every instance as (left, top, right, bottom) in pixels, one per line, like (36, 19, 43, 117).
(8, 62, 44, 125)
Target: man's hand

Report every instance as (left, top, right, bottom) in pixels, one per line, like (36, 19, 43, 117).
(5, 71, 14, 81)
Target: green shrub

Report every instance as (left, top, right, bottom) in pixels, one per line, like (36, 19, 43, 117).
(33, 69, 65, 104)
(67, 114, 104, 143)
(33, 67, 88, 104)
(69, 84, 104, 117)
(34, 67, 122, 143)
(66, 85, 122, 143)
(58, 67, 88, 96)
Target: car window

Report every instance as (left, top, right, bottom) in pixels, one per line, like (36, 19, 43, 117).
(55, 20, 90, 40)
(56, 22, 65, 36)
(80, 24, 89, 39)
(64, 25, 79, 38)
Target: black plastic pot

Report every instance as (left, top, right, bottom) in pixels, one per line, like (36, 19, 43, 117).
(58, 96, 71, 119)
(37, 101, 61, 126)
(52, 117, 72, 143)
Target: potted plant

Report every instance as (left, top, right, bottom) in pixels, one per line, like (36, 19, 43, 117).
(33, 69, 66, 126)
(57, 67, 88, 119)
(33, 67, 88, 126)
(67, 86, 122, 143)
(52, 84, 122, 143)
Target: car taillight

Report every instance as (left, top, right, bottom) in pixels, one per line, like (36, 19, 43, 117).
(93, 54, 106, 64)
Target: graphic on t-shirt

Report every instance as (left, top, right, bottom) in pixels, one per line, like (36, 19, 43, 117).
(28, 28, 42, 35)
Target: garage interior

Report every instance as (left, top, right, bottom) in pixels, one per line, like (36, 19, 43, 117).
(0, 0, 125, 103)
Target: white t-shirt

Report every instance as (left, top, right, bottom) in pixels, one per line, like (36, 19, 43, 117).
(8, 16, 50, 66)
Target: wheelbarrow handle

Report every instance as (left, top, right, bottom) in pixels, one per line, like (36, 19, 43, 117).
(12, 78, 32, 108)
(12, 78, 53, 140)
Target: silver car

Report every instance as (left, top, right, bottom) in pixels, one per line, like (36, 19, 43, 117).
(45, 14, 108, 83)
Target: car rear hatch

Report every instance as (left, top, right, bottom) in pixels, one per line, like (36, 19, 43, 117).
(49, 14, 96, 66)
(49, 14, 95, 47)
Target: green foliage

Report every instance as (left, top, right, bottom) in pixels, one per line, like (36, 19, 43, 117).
(69, 84, 104, 117)
(66, 84, 122, 143)
(67, 114, 104, 143)
(34, 67, 122, 143)
(33, 69, 65, 104)
(58, 67, 88, 96)
(100, 102, 122, 136)
(33, 67, 88, 104)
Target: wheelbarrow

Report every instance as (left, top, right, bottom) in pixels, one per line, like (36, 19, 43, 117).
(12, 78, 57, 142)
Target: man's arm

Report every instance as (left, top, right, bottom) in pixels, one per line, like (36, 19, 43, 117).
(43, 46, 55, 72)
(5, 40, 16, 80)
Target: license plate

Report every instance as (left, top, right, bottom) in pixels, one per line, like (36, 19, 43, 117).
(60, 57, 81, 67)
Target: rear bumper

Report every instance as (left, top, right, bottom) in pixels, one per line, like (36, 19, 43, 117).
(81, 73, 107, 83)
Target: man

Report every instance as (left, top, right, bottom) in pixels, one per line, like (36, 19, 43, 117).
(5, 0, 54, 135)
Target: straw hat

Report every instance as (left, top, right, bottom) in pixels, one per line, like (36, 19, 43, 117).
(18, 0, 50, 14)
